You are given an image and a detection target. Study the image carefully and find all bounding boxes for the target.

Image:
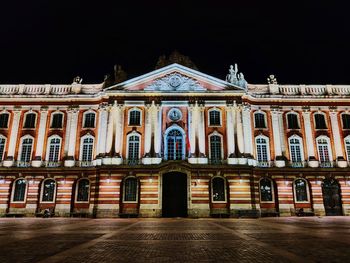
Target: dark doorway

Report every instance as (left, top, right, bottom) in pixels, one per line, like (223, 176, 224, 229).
(162, 172, 188, 217)
(322, 178, 343, 216)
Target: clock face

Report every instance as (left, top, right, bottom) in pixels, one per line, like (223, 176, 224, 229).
(168, 108, 182, 122)
(169, 76, 181, 88)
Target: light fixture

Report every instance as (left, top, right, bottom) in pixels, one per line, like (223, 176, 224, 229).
(106, 171, 111, 184)
(0, 176, 4, 184)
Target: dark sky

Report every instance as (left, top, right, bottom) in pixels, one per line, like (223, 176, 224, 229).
(1, 1, 350, 85)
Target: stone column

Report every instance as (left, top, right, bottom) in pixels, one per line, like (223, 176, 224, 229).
(153, 104, 162, 160)
(112, 104, 124, 165)
(3, 108, 21, 167)
(271, 109, 285, 167)
(329, 109, 347, 167)
(197, 106, 207, 162)
(96, 104, 108, 165)
(32, 107, 49, 167)
(144, 104, 152, 157)
(302, 109, 318, 167)
(63, 108, 72, 157)
(226, 105, 235, 158)
(236, 106, 245, 160)
(188, 103, 198, 163)
(64, 107, 79, 167)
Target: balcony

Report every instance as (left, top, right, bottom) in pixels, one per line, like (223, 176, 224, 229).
(208, 159, 225, 165)
(16, 161, 31, 168)
(319, 161, 333, 168)
(76, 161, 95, 167)
(44, 161, 62, 168)
(288, 161, 306, 168)
(124, 159, 142, 166)
(256, 161, 272, 168)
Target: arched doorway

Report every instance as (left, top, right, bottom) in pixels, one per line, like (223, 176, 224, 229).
(322, 178, 342, 216)
(162, 172, 188, 217)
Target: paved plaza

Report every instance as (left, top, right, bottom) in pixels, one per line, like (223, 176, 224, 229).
(0, 217, 349, 262)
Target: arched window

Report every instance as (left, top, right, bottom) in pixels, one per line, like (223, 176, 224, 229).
(260, 178, 274, 202)
(19, 136, 33, 165)
(127, 133, 140, 162)
(288, 136, 304, 166)
(83, 112, 96, 128)
(46, 136, 61, 164)
(41, 179, 56, 202)
(76, 179, 90, 202)
(344, 136, 350, 161)
(316, 136, 332, 167)
(0, 135, 6, 161)
(23, 112, 36, 128)
(0, 112, 9, 128)
(208, 108, 221, 126)
(254, 112, 266, 129)
(80, 136, 94, 162)
(256, 136, 270, 166)
(287, 113, 299, 129)
(165, 129, 184, 160)
(314, 113, 327, 129)
(294, 179, 308, 202)
(212, 177, 226, 202)
(209, 134, 222, 162)
(51, 112, 63, 129)
(123, 177, 138, 202)
(128, 108, 141, 126)
(342, 113, 350, 129)
(12, 179, 27, 202)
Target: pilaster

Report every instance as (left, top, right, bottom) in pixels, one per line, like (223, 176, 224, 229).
(3, 108, 21, 167)
(271, 107, 285, 167)
(32, 107, 49, 167)
(302, 107, 318, 167)
(64, 107, 79, 167)
(329, 107, 347, 167)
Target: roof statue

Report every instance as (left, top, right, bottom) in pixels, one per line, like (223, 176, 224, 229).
(226, 64, 247, 90)
(155, 51, 199, 70)
(103, 64, 127, 88)
(73, 76, 83, 84)
(267, 74, 278, 84)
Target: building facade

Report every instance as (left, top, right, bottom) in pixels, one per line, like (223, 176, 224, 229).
(0, 63, 349, 218)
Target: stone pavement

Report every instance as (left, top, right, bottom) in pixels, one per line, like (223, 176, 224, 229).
(0, 217, 349, 262)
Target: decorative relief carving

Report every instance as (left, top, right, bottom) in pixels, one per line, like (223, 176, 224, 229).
(145, 73, 206, 91)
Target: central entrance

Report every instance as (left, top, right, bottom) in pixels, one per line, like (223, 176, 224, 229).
(162, 172, 188, 217)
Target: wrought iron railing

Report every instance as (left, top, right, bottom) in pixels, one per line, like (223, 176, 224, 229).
(16, 161, 31, 167)
(319, 161, 333, 168)
(256, 161, 272, 168)
(124, 159, 142, 165)
(76, 161, 95, 167)
(44, 161, 62, 168)
(288, 161, 306, 168)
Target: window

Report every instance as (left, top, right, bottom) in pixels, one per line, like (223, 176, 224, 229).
(342, 114, 350, 129)
(129, 109, 141, 126)
(254, 112, 266, 129)
(316, 137, 332, 166)
(23, 113, 36, 128)
(210, 135, 222, 161)
(212, 177, 226, 202)
(209, 109, 221, 126)
(314, 113, 327, 129)
(51, 113, 63, 128)
(289, 136, 303, 164)
(12, 179, 27, 202)
(260, 178, 274, 202)
(127, 134, 140, 161)
(287, 113, 299, 129)
(80, 136, 94, 162)
(123, 177, 138, 202)
(20, 137, 33, 163)
(294, 179, 308, 202)
(165, 129, 184, 160)
(76, 179, 90, 202)
(345, 137, 350, 161)
(83, 112, 95, 128)
(0, 113, 9, 128)
(41, 179, 56, 202)
(0, 136, 6, 161)
(256, 136, 269, 162)
(47, 137, 61, 163)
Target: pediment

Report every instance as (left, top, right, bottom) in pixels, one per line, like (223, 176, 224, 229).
(105, 63, 245, 93)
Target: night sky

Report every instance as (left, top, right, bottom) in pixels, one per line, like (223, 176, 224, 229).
(1, 1, 349, 85)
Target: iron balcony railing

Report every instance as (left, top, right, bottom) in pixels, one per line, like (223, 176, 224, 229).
(256, 161, 273, 168)
(124, 159, 142, 165)
(319, 161, 333, 168)
(288, 161, 306, 168)
(76, 161, 95, 167)
(16, 161, 31, 167)
(208, 159, 225, 165)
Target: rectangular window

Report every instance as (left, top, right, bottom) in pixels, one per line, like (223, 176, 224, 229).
(342, 114, 350, 129)
(84, 113, 95, 128)
(129, 110, 141, 126)
(51, 114, 63, 128)
(209, 111, 221, 126)
(0, 114, 9, 128)
(287, 114, 299, 129)
(24, 113, 36, 128)
(255, 113, 266, 128)
(314, 114, 327, 129)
